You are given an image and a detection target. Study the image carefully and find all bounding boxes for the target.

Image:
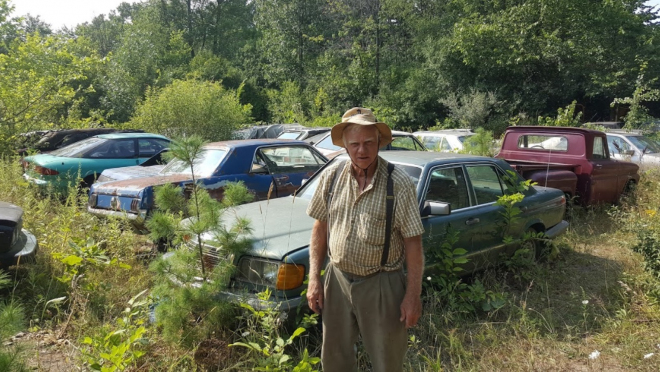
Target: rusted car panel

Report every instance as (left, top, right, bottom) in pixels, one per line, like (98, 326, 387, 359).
(87, 139, 328, 222)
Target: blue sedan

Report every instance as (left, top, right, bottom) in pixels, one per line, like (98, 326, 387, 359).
(87, 139, 328, 222)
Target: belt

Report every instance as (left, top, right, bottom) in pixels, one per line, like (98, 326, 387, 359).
(336, 266, 401, 283)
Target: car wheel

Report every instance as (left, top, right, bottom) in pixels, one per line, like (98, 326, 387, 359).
(519, 228, 540, 263)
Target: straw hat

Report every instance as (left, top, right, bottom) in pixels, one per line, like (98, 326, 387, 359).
(331, 107, 393, 148)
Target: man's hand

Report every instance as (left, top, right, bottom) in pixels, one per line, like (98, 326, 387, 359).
(307, 277, 324, 314)
(399, 293, 422, 328)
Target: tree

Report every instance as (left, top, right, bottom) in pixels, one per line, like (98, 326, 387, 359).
(0, 34, 99, 153)
(129, 79, 252, 140)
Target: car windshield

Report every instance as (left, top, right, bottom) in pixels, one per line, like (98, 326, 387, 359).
(277, 132, 301, 140)
(295, 158, 423, 201)
(161, 149, 228, 177)
(628, 136, 660, 154)
(316, 135, 342, 151)
(48, 137, 106, 157)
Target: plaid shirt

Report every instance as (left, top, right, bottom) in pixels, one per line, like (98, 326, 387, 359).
(307, 157, 424, 276)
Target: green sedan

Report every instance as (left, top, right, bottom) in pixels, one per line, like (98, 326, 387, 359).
(182, 151, 569, 320)
(22, 132, 170, 193)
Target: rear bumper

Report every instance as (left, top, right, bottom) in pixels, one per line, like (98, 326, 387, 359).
(0, 229, 39, 267)
(545, 220, 569, 239)
(87, 206, 147, 221)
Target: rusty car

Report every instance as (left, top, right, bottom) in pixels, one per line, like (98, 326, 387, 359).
(87, 139, 328, 223)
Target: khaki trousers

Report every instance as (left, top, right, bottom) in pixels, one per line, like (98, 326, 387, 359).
(321, 263, 408, 372)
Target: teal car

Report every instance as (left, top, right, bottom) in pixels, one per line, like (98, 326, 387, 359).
(183, 151, 569, 319)
(22, 133, 170, 192)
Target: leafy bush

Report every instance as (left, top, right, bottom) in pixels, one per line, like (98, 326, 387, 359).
(129, 79, 252, 141)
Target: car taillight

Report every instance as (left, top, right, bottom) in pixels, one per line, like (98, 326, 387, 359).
(275, 263, 305, 290)
(130, 198, 140, 212)
(34, 165, 59, 175)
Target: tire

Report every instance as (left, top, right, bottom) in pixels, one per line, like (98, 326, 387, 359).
(519, 228, 540, 262)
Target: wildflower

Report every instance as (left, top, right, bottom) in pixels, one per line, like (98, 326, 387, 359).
(582, 300, 589, 305)
(241, 331, 250, 337)
(644, 353, 654, 359)
(427, 276, 431, 281)
(588, 350, 600, 360)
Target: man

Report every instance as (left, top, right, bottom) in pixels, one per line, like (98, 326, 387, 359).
(306, 107, 425, 372)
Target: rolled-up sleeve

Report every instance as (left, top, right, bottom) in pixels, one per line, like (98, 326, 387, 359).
(306, 165, 335, 221)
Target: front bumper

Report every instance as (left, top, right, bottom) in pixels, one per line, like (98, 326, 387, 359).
(0, 228, 39, 268)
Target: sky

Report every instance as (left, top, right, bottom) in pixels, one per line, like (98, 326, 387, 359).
(9, 0, 660, 30)
(12, 0, 141, 30)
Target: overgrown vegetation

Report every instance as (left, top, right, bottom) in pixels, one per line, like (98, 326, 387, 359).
(4, 152, 660, 369)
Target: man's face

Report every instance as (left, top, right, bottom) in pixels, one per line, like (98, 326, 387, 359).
(344, 125, 380, 170)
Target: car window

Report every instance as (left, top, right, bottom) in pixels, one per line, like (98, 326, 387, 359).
(49, 137, 106, 157)
(440, 138, 453, 151)
(277, 132, 301, 140)
(592, 136, 607, 159)
(424, 166, 469, 210)
(607, 136, 631, 155)
(517, 135, 568, 151)
(316, 134, 342, 151)
(83, 139, 136, 159)
(418, 136, 437, 151)
(627, 135, 660, 154)
(138, 138, 168, 157)
(389, 136, 417, 150)
(466, 165, 504, 205)
(161, 149, 228, 177)
(257, 146, 324, 174)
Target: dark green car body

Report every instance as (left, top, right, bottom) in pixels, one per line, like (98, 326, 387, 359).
(196, 151, 568, 317)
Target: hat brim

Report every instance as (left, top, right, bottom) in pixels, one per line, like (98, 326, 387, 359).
(331, 121, 393, 148)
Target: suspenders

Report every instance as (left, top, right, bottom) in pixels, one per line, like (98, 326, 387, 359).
(327, 160, 396, 268)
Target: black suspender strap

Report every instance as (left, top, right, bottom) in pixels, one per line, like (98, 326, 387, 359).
(326, 160, 347, 248)
(380, 162, 396, 267)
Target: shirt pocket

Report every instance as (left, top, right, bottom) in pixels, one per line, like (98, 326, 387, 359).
(357, 213, 386, 246)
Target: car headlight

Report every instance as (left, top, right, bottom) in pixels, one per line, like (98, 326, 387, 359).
(236, 257, 305, 290)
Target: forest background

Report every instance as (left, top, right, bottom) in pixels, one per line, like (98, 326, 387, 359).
(2, 0, 660, 152)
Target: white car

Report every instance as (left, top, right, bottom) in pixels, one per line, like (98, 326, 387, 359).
(413, 129, 475, 152)
(606, 130, 660, 167)
(313, 130, 427, 158)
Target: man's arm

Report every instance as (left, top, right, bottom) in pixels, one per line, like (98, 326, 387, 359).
(307, 219, 328, 314)
(399, 234, 423, 328)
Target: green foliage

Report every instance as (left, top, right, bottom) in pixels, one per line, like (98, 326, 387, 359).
(439, 89, 499, 129)
(231, 290, 320, 371)
(129, 79, 252, 140)
(612, 65, 660, 129)
(538, 100, 582, 127)
(82, 289, 149, 371)
(460, 127, 496, 157)
(51, 238, 131, 286)
(632, 230, 660, 279)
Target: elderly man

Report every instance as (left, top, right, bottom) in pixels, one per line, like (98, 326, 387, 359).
(306, 107, 425, 372)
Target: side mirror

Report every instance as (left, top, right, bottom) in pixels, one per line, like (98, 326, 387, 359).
(421, 200, 451, 217)
(250, 164, 269, 174)
(622, 149, 635, 156)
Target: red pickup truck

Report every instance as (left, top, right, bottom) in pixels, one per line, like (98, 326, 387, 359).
(496, 126, 639, 206)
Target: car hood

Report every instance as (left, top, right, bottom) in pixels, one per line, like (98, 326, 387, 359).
(207, 196, 314, 260)
(92, 173, 193, 197)
(100, 165, 166, 182)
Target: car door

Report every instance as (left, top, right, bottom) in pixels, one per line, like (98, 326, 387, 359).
(137, 138, 170, 162)
(83, 138, 139, 177)
(421, 165, 478, 274)
(257, 145, 327, 197)
(589, 136, 619, 203)
(463, 163, 510, 270)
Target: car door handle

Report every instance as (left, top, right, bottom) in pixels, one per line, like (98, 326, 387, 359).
(465, 218, 480, 225)
(595, 164, 602, 168)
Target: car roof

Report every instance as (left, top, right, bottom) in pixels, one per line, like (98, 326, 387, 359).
(333, 150, 486, 168)
(203, 138, 309, 149)
(413, 129, 475, 137)
(606, 130, 644, 136)
(507, 126, 606, 136)
(96, 133, 170, 140)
